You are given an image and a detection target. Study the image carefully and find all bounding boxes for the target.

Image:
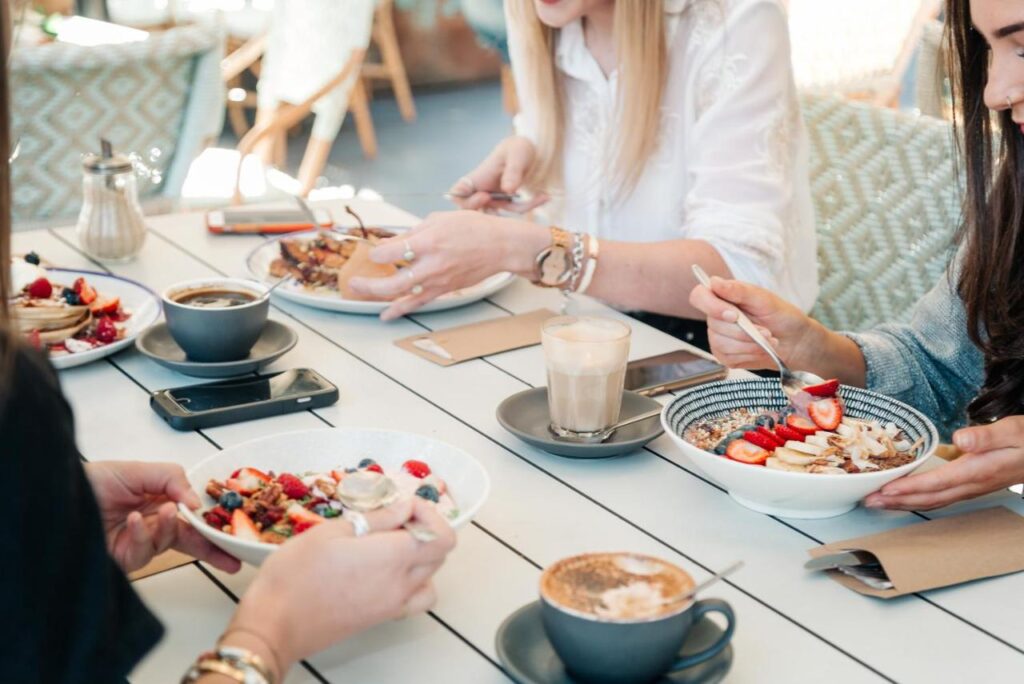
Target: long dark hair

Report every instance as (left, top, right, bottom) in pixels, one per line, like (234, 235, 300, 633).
(946, 0, 1024, 423)
(1, 0, 15, 392)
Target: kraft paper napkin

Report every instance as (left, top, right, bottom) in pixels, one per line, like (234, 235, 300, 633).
(396, 308, 558, 367)
(129, 550, 194, 582)
(808, 507, 1024, 598)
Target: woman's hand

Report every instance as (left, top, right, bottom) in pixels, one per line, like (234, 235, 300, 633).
(449, 136, 548, 213)
(225, 498, 456, 677)
(348, 211, 549, 320)
(85, 461, 241, 574)
(865, 417, 1024, 511)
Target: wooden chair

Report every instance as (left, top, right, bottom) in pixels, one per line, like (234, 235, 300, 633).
(360, 0, 416, 123)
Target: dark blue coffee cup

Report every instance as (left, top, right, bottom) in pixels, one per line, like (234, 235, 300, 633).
(540, 556, 735, 684)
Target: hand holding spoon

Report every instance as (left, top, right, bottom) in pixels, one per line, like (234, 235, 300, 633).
(691, 265, 824, 399)
(336, 471, 438, 543)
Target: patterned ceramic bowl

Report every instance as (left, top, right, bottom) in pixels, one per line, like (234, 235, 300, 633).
(661, 379, 938, 519)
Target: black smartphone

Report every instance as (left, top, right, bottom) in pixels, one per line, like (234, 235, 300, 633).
(150, 369, 339, 431)
(624, 350, 728, 396)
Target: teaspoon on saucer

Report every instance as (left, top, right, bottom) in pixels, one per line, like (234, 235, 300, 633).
(691, 265, 824, 399)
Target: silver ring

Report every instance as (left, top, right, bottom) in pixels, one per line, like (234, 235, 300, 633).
(346, 511, 370, 537)
(458, 176, 477, 194)
(411, 284, 424, 296)
(402, 240, 415, 262)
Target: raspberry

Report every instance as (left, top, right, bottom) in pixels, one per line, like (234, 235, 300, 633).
(203, 505, 231, 528)
(26, 278, 52, 299)
(277, 473, 309, 499)
(95, 317, 117, 344)
(366, 464, 383, 474)
(402, 459, 431, 479)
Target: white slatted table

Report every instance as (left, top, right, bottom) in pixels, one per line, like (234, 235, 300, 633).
(16, 199, 1024, 684)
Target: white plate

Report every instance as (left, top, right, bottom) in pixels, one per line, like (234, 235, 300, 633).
(181, 427, 491, 566)
(245, 228, 515, 315)
(43, 269, 161, 370)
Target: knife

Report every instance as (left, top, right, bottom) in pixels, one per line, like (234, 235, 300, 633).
(804, 549, 881, 571)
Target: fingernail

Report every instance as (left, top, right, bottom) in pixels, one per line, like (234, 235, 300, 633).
(348, 278, 367, 292)
(955, 432, 973, 450)
(864, 499, 884, 509)
(722, 309, 738, 323)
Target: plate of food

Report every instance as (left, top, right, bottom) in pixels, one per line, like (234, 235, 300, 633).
(662, 378, 938, 519)
(181, 428, 491, 565)
(10, 255, 160, 370)
(245, 226, 514, 314)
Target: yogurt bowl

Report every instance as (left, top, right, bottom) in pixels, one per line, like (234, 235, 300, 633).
(661, 379, 937, 519)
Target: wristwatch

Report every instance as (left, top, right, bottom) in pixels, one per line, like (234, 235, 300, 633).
(534, 227, 574, 288)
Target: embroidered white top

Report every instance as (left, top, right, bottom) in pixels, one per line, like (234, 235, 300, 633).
(508, 0, 819, 312)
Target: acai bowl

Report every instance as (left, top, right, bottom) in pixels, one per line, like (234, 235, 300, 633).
(662, 379, 938, 518)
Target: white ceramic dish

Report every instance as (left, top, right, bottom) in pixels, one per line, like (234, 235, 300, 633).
(181, 428, 491, 566)
(661, 379, 938, 519)
(245, 228, 515, 315)
(42, 269, 161, 370)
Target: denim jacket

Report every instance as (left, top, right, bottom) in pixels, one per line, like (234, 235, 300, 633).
(845, 271, 984, 441)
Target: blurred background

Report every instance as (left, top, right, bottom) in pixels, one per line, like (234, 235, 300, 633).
(9, 0, 946, 232)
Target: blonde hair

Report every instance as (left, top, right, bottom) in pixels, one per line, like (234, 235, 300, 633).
(507, 0, 669, 196)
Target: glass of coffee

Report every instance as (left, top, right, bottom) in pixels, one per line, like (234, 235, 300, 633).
(539, 552, 735, 684)
(542, 316, 631, 442)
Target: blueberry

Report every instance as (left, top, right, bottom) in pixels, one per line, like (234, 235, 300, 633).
(713, 441, 730, 455)
(63, 289, 81, 305)
(414, 484, 439, 503)
(358, 458, 376, 469)
(755, 415, 776, 429)
(724, 429, 748, 444)
(24, 251, 40, 265)
(344, 467, 358, 474)
(312, 503, 333, 517)
(218, 490, 243, 511)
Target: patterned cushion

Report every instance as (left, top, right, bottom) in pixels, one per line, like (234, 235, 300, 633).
(802, 94, 960, 332)
(9, 25, 222, 224)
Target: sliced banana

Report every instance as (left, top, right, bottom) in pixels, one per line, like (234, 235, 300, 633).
(785, 440, 826, 456)
(766, 456, 807, 472)
(774, 446, 820, 466)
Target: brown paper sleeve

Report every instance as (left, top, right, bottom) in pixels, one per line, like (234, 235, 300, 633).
(129, 550, 194, 582)
(808, 507, 1024, 598)
(395, 309, 558, 366)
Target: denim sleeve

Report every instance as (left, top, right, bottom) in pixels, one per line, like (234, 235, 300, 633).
(843, 273, 985, 441)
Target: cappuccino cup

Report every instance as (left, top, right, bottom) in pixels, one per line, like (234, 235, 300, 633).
(162, 278, 269, 362)
(539, 552, 735, 683)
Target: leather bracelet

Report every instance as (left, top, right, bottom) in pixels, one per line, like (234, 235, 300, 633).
(574, 235, 600, 295)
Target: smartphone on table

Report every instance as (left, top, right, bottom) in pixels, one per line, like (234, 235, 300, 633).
(206, 208, 333, 235)
(624, 350, 728, 397)
(150, 369, 339, 431)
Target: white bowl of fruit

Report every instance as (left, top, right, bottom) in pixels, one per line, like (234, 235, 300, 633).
(662, 378, 938, 518)
(181, 428, 490, 565)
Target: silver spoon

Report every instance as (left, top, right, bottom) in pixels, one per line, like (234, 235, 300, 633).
(680, 560, 744, 602)
(335, 471, 438, 543)
(691, 265, 824, 399)
(552, 407, 664, 445)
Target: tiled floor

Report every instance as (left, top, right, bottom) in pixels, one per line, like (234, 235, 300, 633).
(218, 80, 513, 220)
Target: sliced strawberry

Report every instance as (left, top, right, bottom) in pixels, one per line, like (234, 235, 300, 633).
(286, 502, 324, 534)
(808, 398, 843, 431)
(366, 464, 383, 474)
(26, 277, 52, 299)
(227, 467, 272, 495)
(757, 426, 785, 447)
(786, 414, 819, 436)
(277, 473, 309, 499)
(743, 431, 778, 452)
(803, 379, 840, 397)
(330, 469, 348, 483)
(89, 296, 120, 316)
(775, 424, 805, 443)
(402, 459, 431, 479)
(73, 277, 97, 305)
(725, 439, 770, 465)
(231, 509, 261, 541)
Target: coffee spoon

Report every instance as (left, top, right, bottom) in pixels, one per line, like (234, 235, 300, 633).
(335, 470, 438, 543)
(679, 560, 744, 602)
(690, 264, 825, 399)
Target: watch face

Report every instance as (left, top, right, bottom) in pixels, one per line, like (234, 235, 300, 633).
(539, 247, 570, 286)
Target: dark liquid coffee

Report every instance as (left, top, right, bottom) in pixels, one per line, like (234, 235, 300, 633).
(173, 288, 256, 308)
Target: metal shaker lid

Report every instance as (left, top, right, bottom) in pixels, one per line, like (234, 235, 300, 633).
(82, 152, 134, 175)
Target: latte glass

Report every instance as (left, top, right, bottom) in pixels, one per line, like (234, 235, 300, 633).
(542, 316, 631, 442)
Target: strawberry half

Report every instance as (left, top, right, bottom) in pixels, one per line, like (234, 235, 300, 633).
(808, 398, 843, 431)
(286, 502, 325, 534)
(402, 459, 431, 479)
(774, 424, 805, 443)
(89, 296, 120, 316)
(277, 473, 309, 499)
(231, 509, 261, 541)
(803, 379, 840, 397)
(725, 439, 770, 465)
(73, 277, 97, 305)
(227, 467, 272, 495)
(785, 414, 819, 436)
(743, 431, 778, 452)
(756, 426, 785, 447)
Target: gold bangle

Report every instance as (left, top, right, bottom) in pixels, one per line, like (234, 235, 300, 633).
(218, 627, 281, 684)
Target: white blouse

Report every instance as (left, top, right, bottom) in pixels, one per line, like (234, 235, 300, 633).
(507, 0, 819, 312)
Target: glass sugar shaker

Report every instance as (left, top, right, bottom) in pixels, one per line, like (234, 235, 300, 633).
(76, 142, 147, 262)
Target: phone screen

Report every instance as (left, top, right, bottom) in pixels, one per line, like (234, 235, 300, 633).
(220, 209, 324, 226)
(624, 350, 725, 392)
(167, 370, 328, 413)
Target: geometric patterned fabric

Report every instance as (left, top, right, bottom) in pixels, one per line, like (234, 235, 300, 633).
(10, 25, 222, 224)
(802, 93, 960, 332)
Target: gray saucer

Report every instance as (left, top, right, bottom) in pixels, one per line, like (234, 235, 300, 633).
(496, 601, 732, 684)
(497, 388, 664, 458)
(136, 320, 297, 378)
